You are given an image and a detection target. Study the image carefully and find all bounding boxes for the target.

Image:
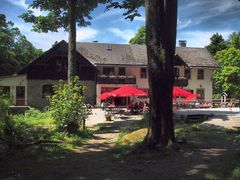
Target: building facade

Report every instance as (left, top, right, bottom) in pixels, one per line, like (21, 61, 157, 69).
(0, 40, 219, 108)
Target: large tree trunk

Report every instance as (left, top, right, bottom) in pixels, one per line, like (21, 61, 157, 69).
(144, 0, 178, 148)
(68, 0, 77, 82)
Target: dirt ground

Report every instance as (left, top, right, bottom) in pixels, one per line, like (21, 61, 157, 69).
(0, 110, 240, 180)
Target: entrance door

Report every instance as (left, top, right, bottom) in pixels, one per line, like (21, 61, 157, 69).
(16, 86, 25, 106)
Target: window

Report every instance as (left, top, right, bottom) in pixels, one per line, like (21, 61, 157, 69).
(184, 69, 191, 79)
(42, 85, 54, 98)
(103, 67, 114, 75)
(197, 69, 204, 80)
(174, 67, 179, 77)
(118, 67, 126, 76)
(196, 89, 205, 100)
(140, 67, 147, 78)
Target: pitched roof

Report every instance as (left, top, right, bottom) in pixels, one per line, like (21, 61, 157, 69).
(76, 42, 219, 68)
(176, 47, 219, 68)
(76, 43, 147, 66)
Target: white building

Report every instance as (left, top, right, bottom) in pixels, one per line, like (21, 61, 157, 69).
(0, 40, 219, 108)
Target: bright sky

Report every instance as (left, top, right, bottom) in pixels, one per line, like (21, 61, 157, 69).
(0, 0, 240, 50)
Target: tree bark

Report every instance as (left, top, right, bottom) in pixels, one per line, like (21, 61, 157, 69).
(144, 0, 178, 148)
(68, 0, 77, 82)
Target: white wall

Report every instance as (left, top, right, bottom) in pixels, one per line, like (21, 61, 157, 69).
(96, 65, 215, 104)
(0, 75, 27, 105)
(96, 66, 149, 105)
(185, 68, 213, 101)
(126, 66, 148, 89)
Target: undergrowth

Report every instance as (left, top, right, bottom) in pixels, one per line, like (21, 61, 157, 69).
(0, 108, 92, 154)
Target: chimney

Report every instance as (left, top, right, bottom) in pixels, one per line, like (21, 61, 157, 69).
(179, 40, 187, 47)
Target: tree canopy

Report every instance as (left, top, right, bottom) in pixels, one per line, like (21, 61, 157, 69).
(20, 0, 110, 33)
(206, 32, 240, 55)
(227, 32, 240, 49)
(21, 0, 110, 81)
(0, 14, 42, 76)
(206, 32, 240, 98)
(213, 47, 240, 98)
(129, 26, 145, 44)
(206, 33, 227, 55)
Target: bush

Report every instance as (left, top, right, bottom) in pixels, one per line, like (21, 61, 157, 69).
(49, 77, 91, 134)
(230, 167, 240, 180)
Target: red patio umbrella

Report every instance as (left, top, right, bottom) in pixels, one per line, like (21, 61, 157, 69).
(173, 86, 192, 98)
(99, 92, 111, 100)
(108, 85, 147, 97)
(184, 94, 198, 101)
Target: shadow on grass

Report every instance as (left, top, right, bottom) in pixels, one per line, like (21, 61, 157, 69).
(91, 116, 148, 135)
(1, 117, 240, 180)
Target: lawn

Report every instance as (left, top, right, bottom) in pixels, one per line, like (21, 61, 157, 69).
(0, 111, 240, 179)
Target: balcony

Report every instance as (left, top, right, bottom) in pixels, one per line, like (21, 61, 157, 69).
(174, 77, 189, 87)
(97, 75, 136, 84)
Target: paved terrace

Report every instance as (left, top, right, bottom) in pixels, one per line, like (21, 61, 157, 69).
(176, 108, 240, 129)
(86, 108, 240, 129)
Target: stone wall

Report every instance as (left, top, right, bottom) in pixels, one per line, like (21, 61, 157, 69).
(27, 80, 96, 109)
(27, 80, 58, 109)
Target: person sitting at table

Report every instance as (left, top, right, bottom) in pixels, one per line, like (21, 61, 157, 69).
(139, 101, 144, 112)
(143, 101, 149, 112)
(131, 102, 139, 113)
(101, 101, 106, 111)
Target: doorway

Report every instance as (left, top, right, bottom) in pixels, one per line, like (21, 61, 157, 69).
(16, 86, 25, 106)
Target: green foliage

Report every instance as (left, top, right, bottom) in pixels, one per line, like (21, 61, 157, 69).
(0, 106, 90, 152)
(227, 32, 240, 49)
(49, 77, 91, 134)
(0, 14, 42, 75)
(230, 167, 240, 179)
(20, 0, 111, 33)
(129, 26, 146, 44)
(107, 0, 144, 20)
(213, 47, 240, 98)
(0, 107, 53, 149)
(234, 134, 240, 144)
(206, 33, 227, 55)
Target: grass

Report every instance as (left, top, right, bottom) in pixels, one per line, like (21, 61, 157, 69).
(0, 108, 92, 154)
(112, 114, 240, 179)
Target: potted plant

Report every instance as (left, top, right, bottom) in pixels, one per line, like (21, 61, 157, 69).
(105, 112, 112, 121)
(109, 75, 117, 79)
(119, 75, 126, 79)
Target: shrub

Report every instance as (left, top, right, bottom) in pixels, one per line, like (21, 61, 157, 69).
(49, 77, 91, 134)
(0, 94, 20, 149)
(230, 167, 240, 180)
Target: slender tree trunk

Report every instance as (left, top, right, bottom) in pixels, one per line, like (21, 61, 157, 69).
(68, 0, 77, 82)
(144, 0, 178, 148)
